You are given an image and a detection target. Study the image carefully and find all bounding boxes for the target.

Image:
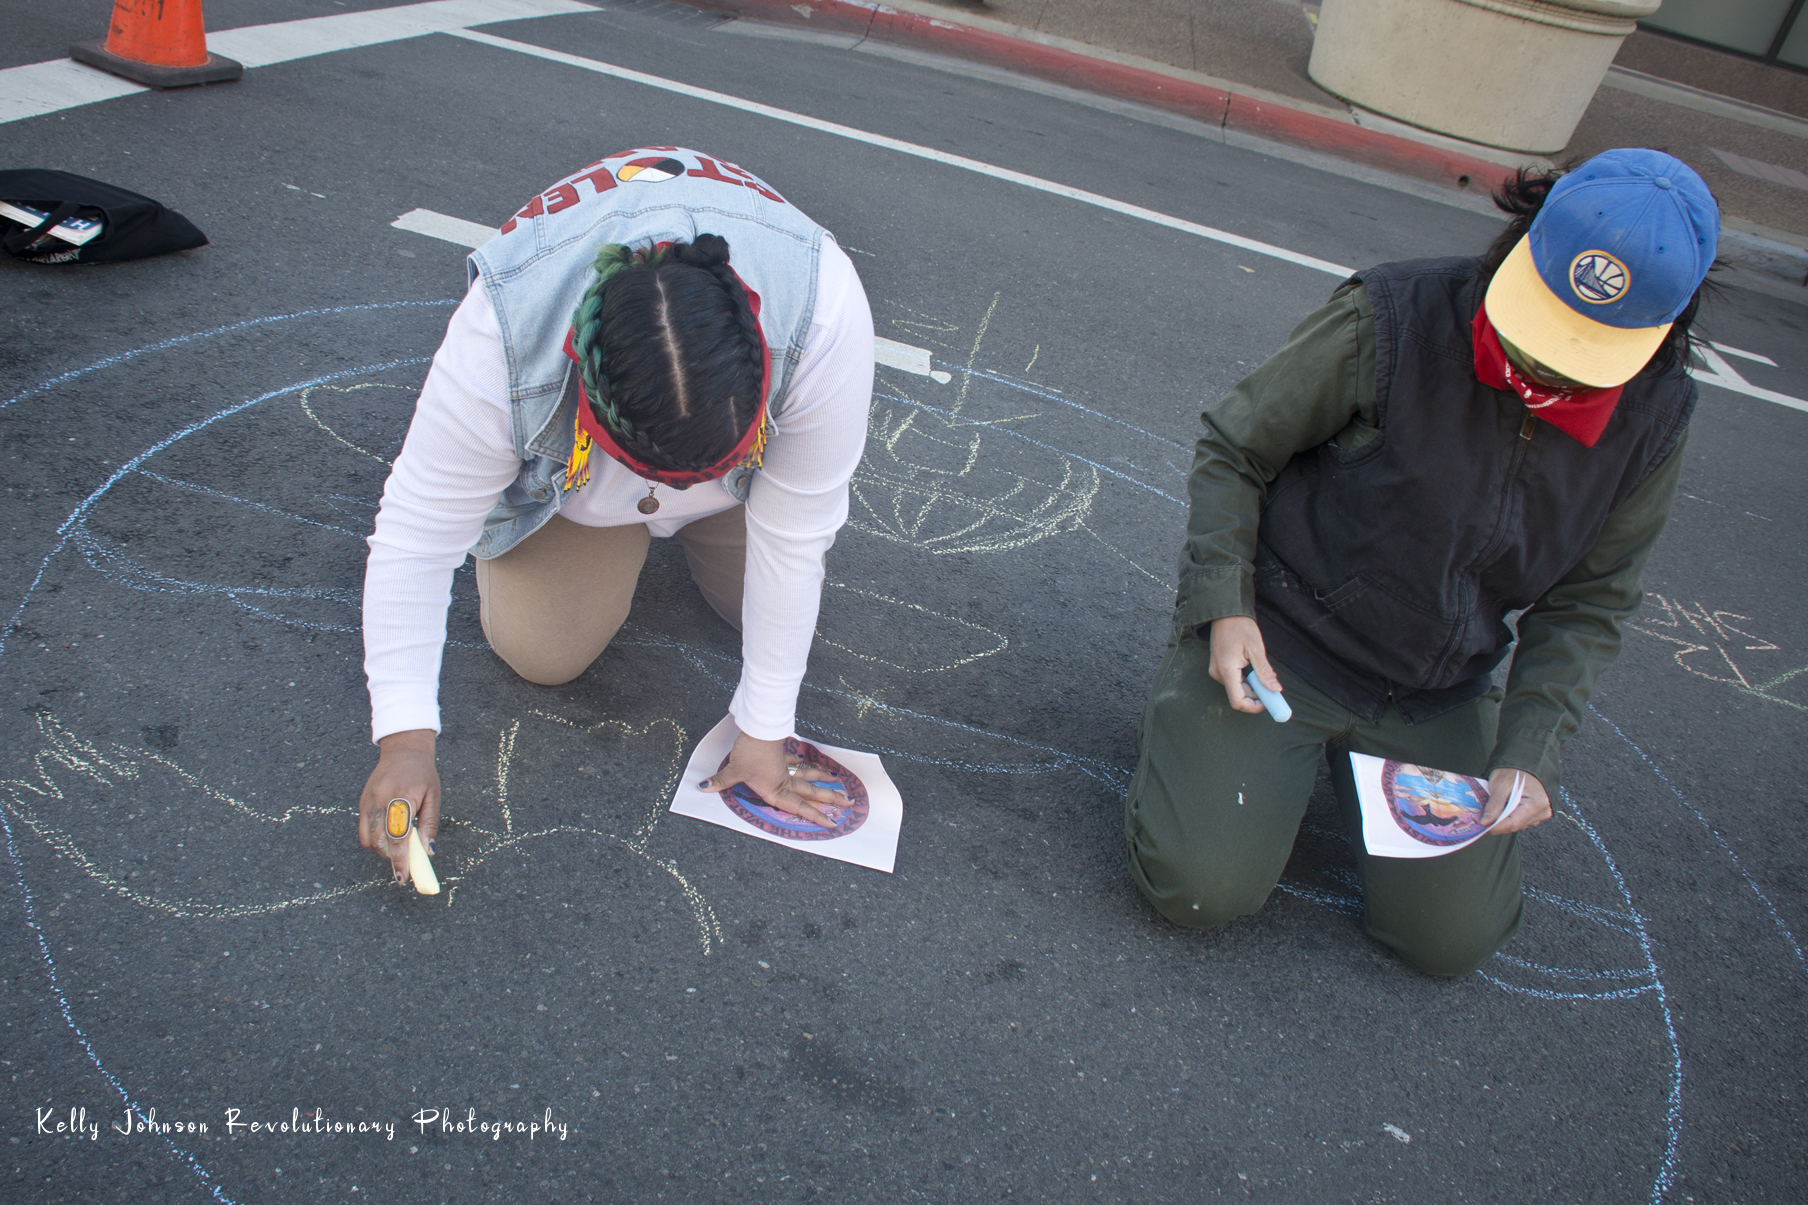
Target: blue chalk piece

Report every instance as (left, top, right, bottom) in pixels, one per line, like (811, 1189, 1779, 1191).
(1244, 669, 1292, 723)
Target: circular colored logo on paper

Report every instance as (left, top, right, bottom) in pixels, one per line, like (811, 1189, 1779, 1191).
(617, 157, 686, 183)
(1380, 760, 1490, 846)
(1569, 251, 1629, 305)
(718, 737, 869, 842)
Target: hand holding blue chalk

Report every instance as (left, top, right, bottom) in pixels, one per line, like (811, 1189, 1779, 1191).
(1244, 669, 1291, 723)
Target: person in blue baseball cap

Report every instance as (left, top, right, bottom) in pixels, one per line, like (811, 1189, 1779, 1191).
(1125, 149, 1717, 976)
(1481, 148, 1719, 437)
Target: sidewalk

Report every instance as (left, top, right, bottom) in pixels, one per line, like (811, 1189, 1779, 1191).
(695, 0, 1808, 291)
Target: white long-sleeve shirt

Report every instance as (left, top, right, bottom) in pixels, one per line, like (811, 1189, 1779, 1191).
(362, 235, 873, 743)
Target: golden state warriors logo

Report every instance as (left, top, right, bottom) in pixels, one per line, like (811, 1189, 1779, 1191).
(616, 156, 686, 183)
(1569, 251, 1629, 305)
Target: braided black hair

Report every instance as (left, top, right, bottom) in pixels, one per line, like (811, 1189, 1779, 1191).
(1474, 164, 1715, 380)
(572, 233, 766, 473)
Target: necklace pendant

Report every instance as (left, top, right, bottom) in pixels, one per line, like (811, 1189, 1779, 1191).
(637, 488, 660, 515)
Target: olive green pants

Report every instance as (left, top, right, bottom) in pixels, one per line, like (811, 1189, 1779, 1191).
(1124, 626, 1522, 977)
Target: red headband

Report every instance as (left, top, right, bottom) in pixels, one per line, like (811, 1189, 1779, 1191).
(563, 273, 772, 489)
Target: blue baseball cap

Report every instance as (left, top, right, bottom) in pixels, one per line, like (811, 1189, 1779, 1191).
(1485, 149, 1719, 387)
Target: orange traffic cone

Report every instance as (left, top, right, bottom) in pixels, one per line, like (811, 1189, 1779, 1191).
(70, 0, 242, 90)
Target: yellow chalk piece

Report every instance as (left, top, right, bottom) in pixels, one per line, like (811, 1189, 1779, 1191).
(386, 798, 411, 840)
(407, 827, 440, 895)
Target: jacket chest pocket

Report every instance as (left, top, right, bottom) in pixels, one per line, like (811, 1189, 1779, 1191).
(1313, 574, 1366, 611)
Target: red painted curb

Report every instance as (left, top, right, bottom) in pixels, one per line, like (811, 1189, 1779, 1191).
(703, 0, 1518, 195)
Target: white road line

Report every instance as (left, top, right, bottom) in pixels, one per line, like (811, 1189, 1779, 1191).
(873, 337, 932, 377)
(0, 0, 594, 125)
(396, 197, 1807, 411)
(1709, 341, 1778, 368)
(1691, 347, 1808, 415)
(0, 58, 147, 125)
(15, 0, 1804, 414)
(392, 207, 496, 249)
(874, 338, 953, 382)
(208, 0, 593, 69)
(447, 28, 1355, 279)
(8, 0, 1346, 277)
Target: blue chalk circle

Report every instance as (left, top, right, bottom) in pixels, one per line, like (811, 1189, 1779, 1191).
(1245, 669, 1292, 723)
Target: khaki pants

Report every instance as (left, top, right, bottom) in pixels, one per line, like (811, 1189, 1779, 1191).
(475, 507, 746, 686)
(1125, 624, 1523, 978)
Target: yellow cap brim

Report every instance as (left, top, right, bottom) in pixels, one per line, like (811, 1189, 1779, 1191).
(1484, 237, 1670, 388)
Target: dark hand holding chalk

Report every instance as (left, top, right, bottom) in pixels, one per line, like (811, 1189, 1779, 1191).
(358, 728, 441, 889)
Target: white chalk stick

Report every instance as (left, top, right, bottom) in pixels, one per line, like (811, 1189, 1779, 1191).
(407, 826, 440, 895)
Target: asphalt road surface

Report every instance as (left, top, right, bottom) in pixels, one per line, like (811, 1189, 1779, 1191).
(3, 2, 1806, 1202)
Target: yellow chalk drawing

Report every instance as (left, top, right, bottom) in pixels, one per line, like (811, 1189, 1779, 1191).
(440, 711, 724, 955)
(1628, 594, 1803, 713)
(494, 717, 519, 836)
(951, 293, 1001, 422)
(849, 406, 1100, 555)
(297, 382, 412, 465)
(1, 708, 724, 949)
(849, 441, 1098, 555)
(886, 303, 961, 351)
(837, 676, 894, 722)
(814, 582, 1008, 674)
(940, 294, 1038, 430)
(0, 711, 374, 918)
(852, 296, 1099, 555)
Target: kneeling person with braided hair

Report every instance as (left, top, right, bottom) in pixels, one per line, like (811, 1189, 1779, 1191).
(357, 148, 874, 883)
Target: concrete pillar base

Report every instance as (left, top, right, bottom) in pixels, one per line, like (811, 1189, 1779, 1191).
(1308, 0, 1659, 154)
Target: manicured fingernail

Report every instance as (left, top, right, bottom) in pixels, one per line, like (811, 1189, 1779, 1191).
(696, 779, 711, 789)
(427, 839, 436, 854)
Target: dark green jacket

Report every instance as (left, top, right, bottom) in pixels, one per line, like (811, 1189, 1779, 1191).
(1175, 279, 1687, 793)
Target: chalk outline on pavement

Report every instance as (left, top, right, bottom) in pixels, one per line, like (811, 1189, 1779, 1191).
(0, 302, 1702, 1205)
(0, 7, 1799, 1202)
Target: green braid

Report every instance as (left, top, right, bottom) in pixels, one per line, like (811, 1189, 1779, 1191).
(569, 242, 669, 459)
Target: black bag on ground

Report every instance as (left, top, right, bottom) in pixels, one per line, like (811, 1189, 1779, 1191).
(0, 170, 208, 263)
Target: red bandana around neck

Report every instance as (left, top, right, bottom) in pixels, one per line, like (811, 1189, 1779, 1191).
(1471, 302, 1623, 448)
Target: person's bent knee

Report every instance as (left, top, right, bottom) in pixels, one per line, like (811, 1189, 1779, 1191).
(1128, 842, 1274, 931)
(1147, 889, 1258, 931)
(1388, 938, 1506, 979)
(489, 641, 599, 687)
(1371, 900, 1522, 979)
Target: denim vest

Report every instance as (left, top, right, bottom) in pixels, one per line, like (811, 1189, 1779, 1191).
(465, 147, 826, 559)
